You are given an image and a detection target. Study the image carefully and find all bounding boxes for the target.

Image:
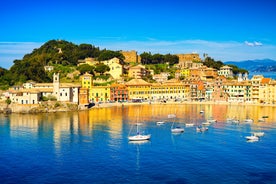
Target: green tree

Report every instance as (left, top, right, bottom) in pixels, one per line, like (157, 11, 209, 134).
(77, 64, 95, 75)
(5, 97, 11, 108)
(97, 50, 125, 61)
(95, 63, 110, 74)
(164, 54, 179, 66)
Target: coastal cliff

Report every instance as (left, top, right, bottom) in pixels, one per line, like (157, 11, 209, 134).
(0, 101, 79, 114)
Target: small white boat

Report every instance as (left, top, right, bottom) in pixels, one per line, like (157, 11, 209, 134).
(128, 117, 151, 141)
(156, 121, 165, 125)
(196, 126, 208, 132)
(128, 134, 151, 141)
(200, 110, 204, 114)
(244, 119, 254, 123)
(245, 135, 259, 141)
(258, 118, 265, 122)
(171, 127, 185, 133)
(171, 120, 184, 133)
(252, 132, 264, 137)
(185, 123, 194, 127)
(168, 114, 176, 118)
(232, 119, 240, 125)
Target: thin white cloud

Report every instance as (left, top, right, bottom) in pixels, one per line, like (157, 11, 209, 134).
(245, 41, 263, 47)
(254, 41, 263, 46)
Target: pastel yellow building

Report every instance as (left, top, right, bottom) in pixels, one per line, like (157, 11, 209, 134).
(224, 80, 252, 102)
(125, 79, 151, 100)
(259, 78, 275, 104)
(180, 68, 190, 78)
(90, 86, 110, 102)
(251, 75, 263, 103)
(150, 79, 189, 101)
(80, 73, 93, 100)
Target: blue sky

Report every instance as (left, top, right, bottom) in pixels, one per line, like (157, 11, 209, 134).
(1, 0, 276, 69)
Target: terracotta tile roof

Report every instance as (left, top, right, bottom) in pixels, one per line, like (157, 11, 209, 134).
(261, 78, 271, 84)
(125, 79, 151, 86)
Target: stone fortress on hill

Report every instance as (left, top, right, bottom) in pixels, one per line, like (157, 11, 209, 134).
(1, 50, 276, 113)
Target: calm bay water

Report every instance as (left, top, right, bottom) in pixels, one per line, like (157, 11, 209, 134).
(1, 104, 276, 184)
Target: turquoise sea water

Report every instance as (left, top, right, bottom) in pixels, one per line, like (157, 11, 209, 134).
(1, 104, 276, 184)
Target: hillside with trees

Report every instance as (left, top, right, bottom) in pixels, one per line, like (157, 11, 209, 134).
(0, 39, 247, 90)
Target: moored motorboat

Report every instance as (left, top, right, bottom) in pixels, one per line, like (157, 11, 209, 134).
(196, 126, 208, 132)
(171, 127, 185, 133)
(185, 123, 194, 127)
(156, 121, 165, 125)
(245, 135, 259, 141)
(244, 119, 254, 123)
(168, 114, 176, 118)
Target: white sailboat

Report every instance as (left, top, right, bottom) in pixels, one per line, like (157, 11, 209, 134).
(128, 111, 151, 141)
(171, 117, 184, 133)
(128, 123, 151, 141)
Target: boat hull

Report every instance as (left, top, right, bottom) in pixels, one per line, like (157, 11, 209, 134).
(128, 134, 151, 141)
(171, 128, 184, 133)
(245, 136, 259, 141)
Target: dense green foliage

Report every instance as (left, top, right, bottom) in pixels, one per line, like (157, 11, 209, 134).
(94, 63, 110, 74)
(77, 64, 95, 75)
(140, 52, 179, 65)
(97, 50, 125, 62)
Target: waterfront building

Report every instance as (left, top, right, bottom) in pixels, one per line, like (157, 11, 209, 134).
(79, 88, 89, 105)
(110, 83, 128, 102)
(259, 78, 273, 104)
(125, 79, 151, 101)
(183, 76, 204, 101)
(8, 73, 80, 104)
(251, 75, 264, 103)
(223, 80, 251, 102)
(210, 76, 228, 102)
(80, 72, 93, 100)
(9, 89, 41, 104)
(90, 86, 110, 102)
(52, 73, 80, 103)
(150, 79, 189, 102)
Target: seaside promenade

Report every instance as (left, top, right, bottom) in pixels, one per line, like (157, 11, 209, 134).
(1, 100, 275, 114)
